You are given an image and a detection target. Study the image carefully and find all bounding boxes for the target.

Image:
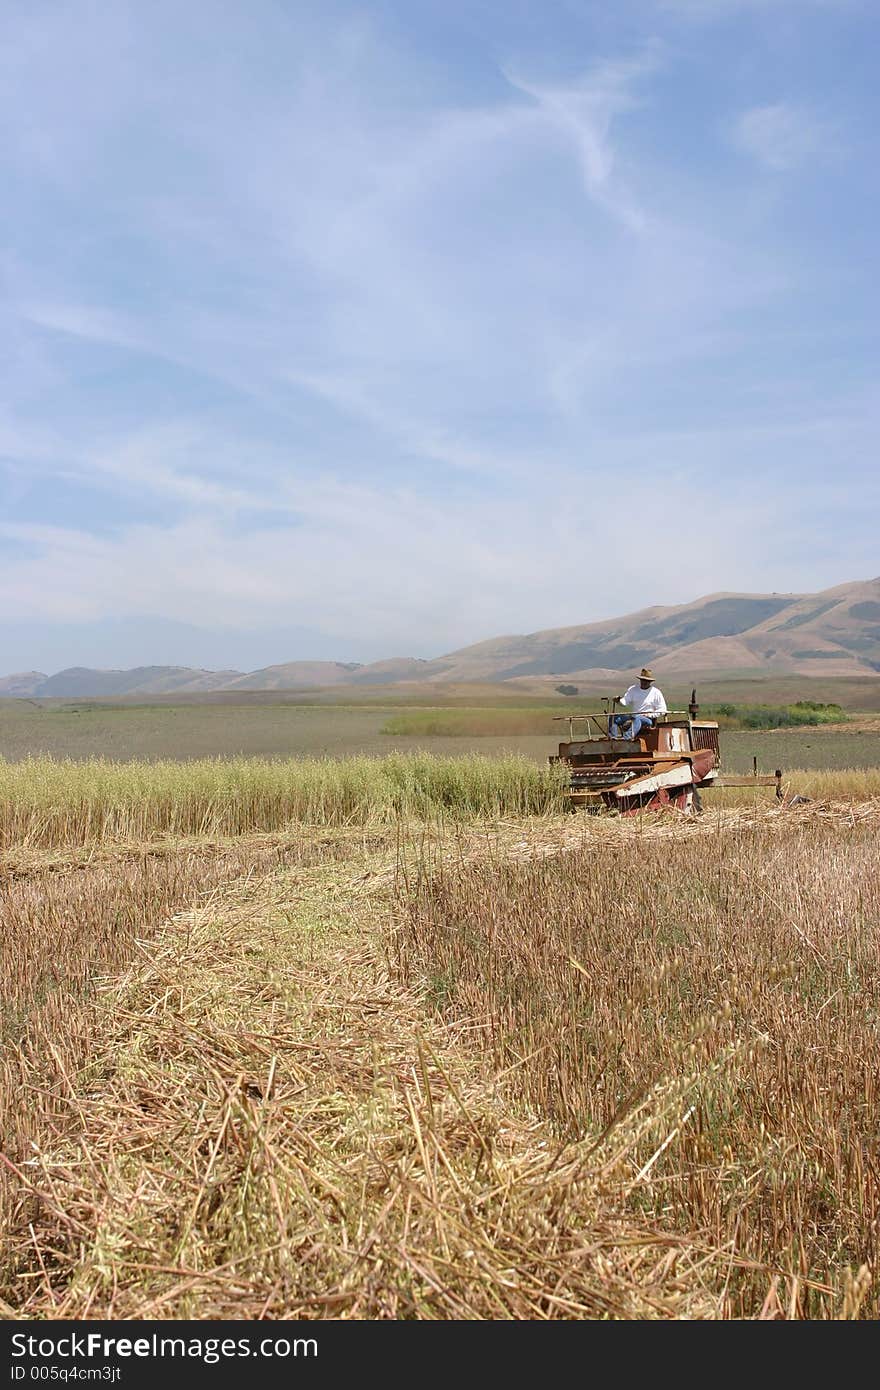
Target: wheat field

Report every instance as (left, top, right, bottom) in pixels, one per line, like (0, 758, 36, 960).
(0, 753, 566, 848)
(1, 753, 878, 1318)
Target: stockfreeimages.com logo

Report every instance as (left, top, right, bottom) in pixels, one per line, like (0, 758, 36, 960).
(11, 1333, 317, 1368)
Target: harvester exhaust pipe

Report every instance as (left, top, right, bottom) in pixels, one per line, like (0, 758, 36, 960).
(688, 688, 699, 719)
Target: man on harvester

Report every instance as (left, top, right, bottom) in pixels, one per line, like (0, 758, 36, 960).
(610, 668, 667, 741)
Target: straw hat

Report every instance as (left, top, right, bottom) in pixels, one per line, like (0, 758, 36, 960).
(639, 667, 654, 681)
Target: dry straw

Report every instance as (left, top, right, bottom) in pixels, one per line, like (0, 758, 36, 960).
(1, 833, 735, 1320)
(1, 756, 878, 1318)
(395, 802, 880, 1317)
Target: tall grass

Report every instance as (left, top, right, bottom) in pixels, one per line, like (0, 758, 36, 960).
(708, 766, 880, 806)
(0, 753, 567, 847)
(2, 755, 878, 850)
(382, 703, 853, 736)
(396, 815, 880, 1316)
(710, 701, 847, 729)
(381, 707, 574, 737)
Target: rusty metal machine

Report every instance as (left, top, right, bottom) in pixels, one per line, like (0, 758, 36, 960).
(551, 690, 783, 814)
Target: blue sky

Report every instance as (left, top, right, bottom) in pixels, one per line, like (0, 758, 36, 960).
(1, 0, 878, 673)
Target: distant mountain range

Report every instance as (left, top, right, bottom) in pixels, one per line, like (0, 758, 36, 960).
(3, 577, 880, 698)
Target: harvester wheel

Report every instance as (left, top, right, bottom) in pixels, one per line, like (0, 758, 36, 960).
(666, 786, 694, 814)
(619, 785, 697, 816)
(650, 787, 692, 813)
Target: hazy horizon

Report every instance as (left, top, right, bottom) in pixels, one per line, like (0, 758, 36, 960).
(4, 574, 880, 680)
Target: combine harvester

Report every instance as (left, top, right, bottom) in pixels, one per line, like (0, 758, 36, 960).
(551, 691, 783, 815)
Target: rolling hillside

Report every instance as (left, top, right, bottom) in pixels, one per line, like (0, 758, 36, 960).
(2, 578, 879, 697)
(414, 578, 880, 684)
(0, 666, 243, 699)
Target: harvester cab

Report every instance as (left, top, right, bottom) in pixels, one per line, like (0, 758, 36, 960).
(550, 690, 783, 815)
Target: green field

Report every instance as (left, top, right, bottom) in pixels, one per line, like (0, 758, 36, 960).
(0, 697, 875, 775)
(2, 695, 880, 775)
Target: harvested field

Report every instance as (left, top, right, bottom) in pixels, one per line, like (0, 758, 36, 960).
(0, 835, 733, 1319)
(1, 757, 878, 1319)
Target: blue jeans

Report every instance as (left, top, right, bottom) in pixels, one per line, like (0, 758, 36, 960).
(610, 714, 654, 741)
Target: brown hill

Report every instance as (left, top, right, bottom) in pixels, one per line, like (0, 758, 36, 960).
(0, 671, 49, 697)
(226, 662, 363, 690)
(380, 579, 880, 685)
(614, 578, 880, 681)
(383, 593, 804, 683)
(3, 579, 879, 697)
(0, 667, 242, 698)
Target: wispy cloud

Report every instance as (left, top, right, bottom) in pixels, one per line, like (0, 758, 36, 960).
(504, 53, 659, 233)
(732, 102, 837, 170)
(661, 0, 854, 17)
(0, 0, 876, 670)
(2, 389, 878, 654)
(0, 481, 794, 646)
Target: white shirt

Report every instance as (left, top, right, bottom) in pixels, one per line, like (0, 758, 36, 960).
(620, 683, 667, 716)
